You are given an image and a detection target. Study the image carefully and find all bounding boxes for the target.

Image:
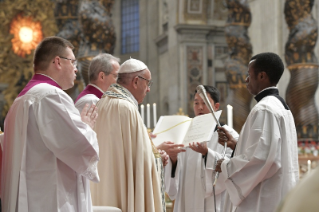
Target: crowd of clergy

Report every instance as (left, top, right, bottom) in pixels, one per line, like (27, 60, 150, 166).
(0, 36, 316, 212)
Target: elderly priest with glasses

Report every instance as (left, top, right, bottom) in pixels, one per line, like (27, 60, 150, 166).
(93, 58, 166, 212)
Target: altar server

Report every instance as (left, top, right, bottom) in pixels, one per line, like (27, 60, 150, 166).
(1, 36, 100, 212)
(216, 52, 299, 212)
(164, 85, 239, 212)
(75, 53, 120, 111)
(93, 58, 163, 212)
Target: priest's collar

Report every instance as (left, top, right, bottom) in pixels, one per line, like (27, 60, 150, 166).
(36, 73, 61, 87)
(88, 83, 104, 94)
(254, 86, 278, 102)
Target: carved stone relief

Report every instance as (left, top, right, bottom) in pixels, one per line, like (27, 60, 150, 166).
(187, 46, 203, 117)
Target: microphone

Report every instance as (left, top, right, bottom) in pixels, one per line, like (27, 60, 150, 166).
(196, 85, 221, 127)
(196, 85, 226, 186)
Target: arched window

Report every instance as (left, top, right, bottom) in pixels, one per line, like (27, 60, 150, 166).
(121, 0, 139, 54)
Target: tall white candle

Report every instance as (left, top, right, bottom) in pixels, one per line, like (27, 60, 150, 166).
(153, 103, 157, 128)
(308, 160, 311, 174)
(140, 104, 144, 123)
(147, 103, 150, 129)
(227, 104, 233, 128)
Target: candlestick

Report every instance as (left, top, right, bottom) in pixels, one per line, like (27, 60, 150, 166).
(308, 160, 311, 174)
(227, 104, 233, 128)
(147, 103, 150, 128)
(140, 104, 144, 123)
(153, 103, 157, 128)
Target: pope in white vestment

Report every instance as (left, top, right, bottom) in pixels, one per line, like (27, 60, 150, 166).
(94, 83, 163, 212)
(217, 53, 299, 212)
(1, 74, 100, 212)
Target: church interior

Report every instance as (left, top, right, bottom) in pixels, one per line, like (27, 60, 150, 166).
(1, 0, 319, 210)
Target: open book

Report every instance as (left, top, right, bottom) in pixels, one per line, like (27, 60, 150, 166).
(152, 111, 222, 147)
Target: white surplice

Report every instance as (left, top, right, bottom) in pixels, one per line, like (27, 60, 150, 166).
(75, 84, 104, 112)
(75, 86, 103, 212)
(220, 95, 299, 212)
(1, 82, 100, 212)
(165, 125, 238, 212)
(75, 94, 100, 112)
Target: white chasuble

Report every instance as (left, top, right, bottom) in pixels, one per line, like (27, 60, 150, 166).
(91, 84, 163, 212)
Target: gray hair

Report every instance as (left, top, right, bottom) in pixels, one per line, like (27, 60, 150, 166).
(117, 69, 146, 85)
(88, 53, 120, 82)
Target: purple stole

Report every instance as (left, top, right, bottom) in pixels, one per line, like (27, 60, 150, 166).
(18, 74, 61, 97)
(74, 84, 103, 103)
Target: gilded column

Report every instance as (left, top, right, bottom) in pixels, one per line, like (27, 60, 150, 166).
(285, 0, 318, 140)
(224, 0, 253, 132)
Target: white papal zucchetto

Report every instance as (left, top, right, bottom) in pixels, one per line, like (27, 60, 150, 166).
(118, 58, 148, 73)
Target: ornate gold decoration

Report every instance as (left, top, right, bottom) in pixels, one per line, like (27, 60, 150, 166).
(0, 0, 58, 118)
(285, 0, 318, 140)
(224, 0, 253, 132)
(10, 14, 43, 58)
(78, 0, 116, 86)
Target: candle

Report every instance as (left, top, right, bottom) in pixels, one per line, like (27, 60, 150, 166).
(308, 160, 311, 174)
(153, 103, 157, 128)
(140, 104, 144, 123)
(147, 103, 150, 129)
(227, 104, 233, 128)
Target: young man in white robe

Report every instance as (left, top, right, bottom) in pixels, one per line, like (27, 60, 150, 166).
(1, 36, 100, 212)
(93, 58, 167, 212)
(74, 53, 119, 209)
(75, 53, 120, 111)
(164, 85, 239, 212)
(216, 52, 299, 212)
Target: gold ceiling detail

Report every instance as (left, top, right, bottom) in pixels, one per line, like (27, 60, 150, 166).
(10, 14, 43, 58)
(0, 0, 58, 117)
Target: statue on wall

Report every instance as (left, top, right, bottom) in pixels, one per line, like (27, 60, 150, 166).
(285, 0, 319, 140)
(224, 0, 253, 132)
(54, 0, 116, 99)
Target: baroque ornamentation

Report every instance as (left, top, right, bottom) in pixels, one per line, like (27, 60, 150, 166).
(0, 0, 58, 119)
(285, 0, 318, 140)
(224, 0, 253, 132)
(10, 14, 43, 58)
(78, 0, 116, 85)
(187, 46, 203, 117)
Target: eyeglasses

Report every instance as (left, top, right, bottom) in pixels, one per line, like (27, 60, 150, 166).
(54, 56, 77, 67)
(110, 73, 118, 79)
(138, 75, 153, 88)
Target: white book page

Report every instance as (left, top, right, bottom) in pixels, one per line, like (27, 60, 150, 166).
(182, 111, 222, 146)
(152, 115, 192, 146)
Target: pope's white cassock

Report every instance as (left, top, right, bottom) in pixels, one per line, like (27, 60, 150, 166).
(1, 74, 100, 212)
(165, 125, 238, 212)
(219, 88, 299, 212)
(74, 83, 104, 212)
(93, 83, 163, 212)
